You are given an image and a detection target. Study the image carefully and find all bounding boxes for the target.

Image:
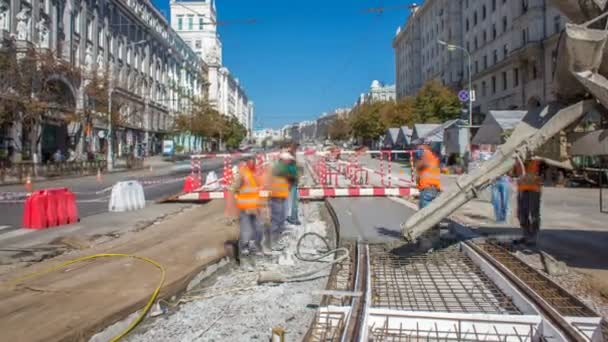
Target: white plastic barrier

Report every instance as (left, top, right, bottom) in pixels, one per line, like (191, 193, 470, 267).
(109, 180, 146, 212)
(202, 171, 221, 191)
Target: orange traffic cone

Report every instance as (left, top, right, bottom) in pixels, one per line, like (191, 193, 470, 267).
(24, 174, 33, 193)
(96, 168, 102, 183)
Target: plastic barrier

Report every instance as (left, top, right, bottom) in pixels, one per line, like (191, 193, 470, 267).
(23, 188, 79, 229)
(182, 175, 202, 193)
(202, 171, 221, 191)
(109, 181, 146, 212)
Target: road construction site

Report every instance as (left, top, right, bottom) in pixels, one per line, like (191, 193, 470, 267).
(0, 150, 606, 341)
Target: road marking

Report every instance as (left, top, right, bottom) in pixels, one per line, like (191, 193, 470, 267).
(0, 225, 13, 232)
(0, 227, 34, 239)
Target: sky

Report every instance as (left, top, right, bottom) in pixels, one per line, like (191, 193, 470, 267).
(151, 0, 416, 129)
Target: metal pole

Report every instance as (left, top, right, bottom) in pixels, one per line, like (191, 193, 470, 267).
(467, 50, 473, 126)
(107, 85, 113, 171)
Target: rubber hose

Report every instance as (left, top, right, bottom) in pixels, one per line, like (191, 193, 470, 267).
(2, 253, 166, 342)
(294, 231, 332, 262)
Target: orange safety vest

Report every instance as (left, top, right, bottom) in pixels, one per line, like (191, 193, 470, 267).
(235, 166, 263, 210)
(517, 160, 541, 192)
(417, 149, 441, 190)
(270, 176, 290, 198)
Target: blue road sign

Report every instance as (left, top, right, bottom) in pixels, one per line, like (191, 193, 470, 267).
(458, 90, 469, 102)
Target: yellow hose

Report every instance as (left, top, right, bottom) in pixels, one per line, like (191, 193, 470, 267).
(3, 253, 166, 342)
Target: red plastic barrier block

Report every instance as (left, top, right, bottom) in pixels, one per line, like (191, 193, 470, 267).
(48, 189, 69, 226)
(65, 190, 79, 224)
(182, 175, 201, 193)
(23, 190, 48, 229)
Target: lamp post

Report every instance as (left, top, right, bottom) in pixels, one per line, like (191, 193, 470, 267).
(106, 40, 147, 171)
(438, 40, 473, 126)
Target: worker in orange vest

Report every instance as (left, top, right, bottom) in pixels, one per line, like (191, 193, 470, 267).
(415, 144, 441, 209)
(515, 159, 543, 245)
(229, 157, 265, 270)
(267, 152, 295, 251)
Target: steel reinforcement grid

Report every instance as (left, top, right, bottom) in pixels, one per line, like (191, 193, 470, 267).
(369, 245, 521, 315)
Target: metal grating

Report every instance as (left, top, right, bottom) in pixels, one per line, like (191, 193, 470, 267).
(306, 311, 346, 342)
(369, 315, 539, 341)
(370, 246, 521, 314)
(478, 242, 597, 317)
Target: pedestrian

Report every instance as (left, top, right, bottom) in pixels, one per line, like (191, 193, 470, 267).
(268, 152, 294, 250)
(515, 158, 543, 245)
(52, 149, 63, 163)
(228, 157, 265, 271)
(286, 142, 301, 225)
(415, 144, 441, 209)
(492, 175, 511, 223)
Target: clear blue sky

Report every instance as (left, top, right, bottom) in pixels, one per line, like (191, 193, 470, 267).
(151, 0, 415, 129)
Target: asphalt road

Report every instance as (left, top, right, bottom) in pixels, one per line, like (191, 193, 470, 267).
(0, 158, 226, 231)
(328, 197, 417, 243)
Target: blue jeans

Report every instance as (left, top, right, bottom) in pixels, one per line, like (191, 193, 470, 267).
(287, 186, 299, 222)
(239, 212, 261, 252)
(492, 178, 511, 223)
(419, 187, 439, 209)
(270, 198, 287, 237)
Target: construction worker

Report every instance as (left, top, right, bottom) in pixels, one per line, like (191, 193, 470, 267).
(415, 144, 441, 209)
(286, 142, 301, 225)
(516, 159, 543, 245)
(268, 152, 295, 250)
(229, 157, 264, 270)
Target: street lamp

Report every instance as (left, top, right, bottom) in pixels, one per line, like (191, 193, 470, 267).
(106, 40, 148, 171)
(438, 39, 473, 126)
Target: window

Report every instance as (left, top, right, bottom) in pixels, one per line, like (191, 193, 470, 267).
(522, 0, 529, 14)
(482, 81, 487, 96)
(474, 37, 478, 49)
(482, 6, 487, 20)
(493, 49, 498, 64)
(483, 55, 488, 69)
(554, 15, 561, 34)
(492, 0, 497, 11)
(177, 16, 183, 30)
(502, 16, 507, 32)
(492, 24, 497, 39)
(466, 19, 470, 31)
(475, 60, 479, 73)
(502, 71, 507, 90)
(503, 44, 508, 58)
(483, 30, 487, 43)
(532, 63, 538, 79)
(522, 29, 528, 44)
(514, 68, 519, 87)
(474, 12, 478, 25)
(492, 76, 496, 94)
(187, 15, 193, 30)
(199, 17, 204, 30)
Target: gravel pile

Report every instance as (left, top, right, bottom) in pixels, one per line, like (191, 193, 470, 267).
(126, 202, 333, 342)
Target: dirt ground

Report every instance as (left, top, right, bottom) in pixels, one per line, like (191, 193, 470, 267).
(0, 200, 237, 342)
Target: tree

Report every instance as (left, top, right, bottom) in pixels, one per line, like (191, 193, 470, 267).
(328, 116, 351, 141)
(412, 80, 462, 123)
(349, 102, 386, 145)
(380, 97, 415, 128)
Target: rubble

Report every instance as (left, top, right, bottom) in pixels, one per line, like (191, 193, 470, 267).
(126, 202, 334, 342)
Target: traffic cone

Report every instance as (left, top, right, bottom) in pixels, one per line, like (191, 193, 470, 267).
(24, 174, 33, 193)
(96, 169, 102, 183)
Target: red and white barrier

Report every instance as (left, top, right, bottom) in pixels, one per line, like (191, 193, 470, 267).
(175, 187, 418, 201)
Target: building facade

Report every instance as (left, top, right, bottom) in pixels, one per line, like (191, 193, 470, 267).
(169, 0, 253, 136)
(393, 0, 567, 120)
(0, 0, 205, 162)
(393, 1, 464, 99)
(355, 80, 396, 107)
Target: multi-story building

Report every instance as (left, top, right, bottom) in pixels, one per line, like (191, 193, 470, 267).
(393, 0, 567, 120)
(169, 0, 253, 136)
(354, 80, 396, 107)
(393, 1, 464, 99)
(463, 0, 565, 115)
(0, 0, 205, 162)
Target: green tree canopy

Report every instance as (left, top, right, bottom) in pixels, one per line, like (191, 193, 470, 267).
(328, 116, 351, 141)
(412, 80, 462, 123)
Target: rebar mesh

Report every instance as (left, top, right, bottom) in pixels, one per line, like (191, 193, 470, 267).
(306, 311, 345, 342)
(370, 246, 521, 314)
(479, 242, 596, 317)
(322, 242, 356, 306)
(369, 314, 539, 342)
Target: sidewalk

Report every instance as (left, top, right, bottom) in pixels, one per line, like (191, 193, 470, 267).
(0, 200, 237, 342)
